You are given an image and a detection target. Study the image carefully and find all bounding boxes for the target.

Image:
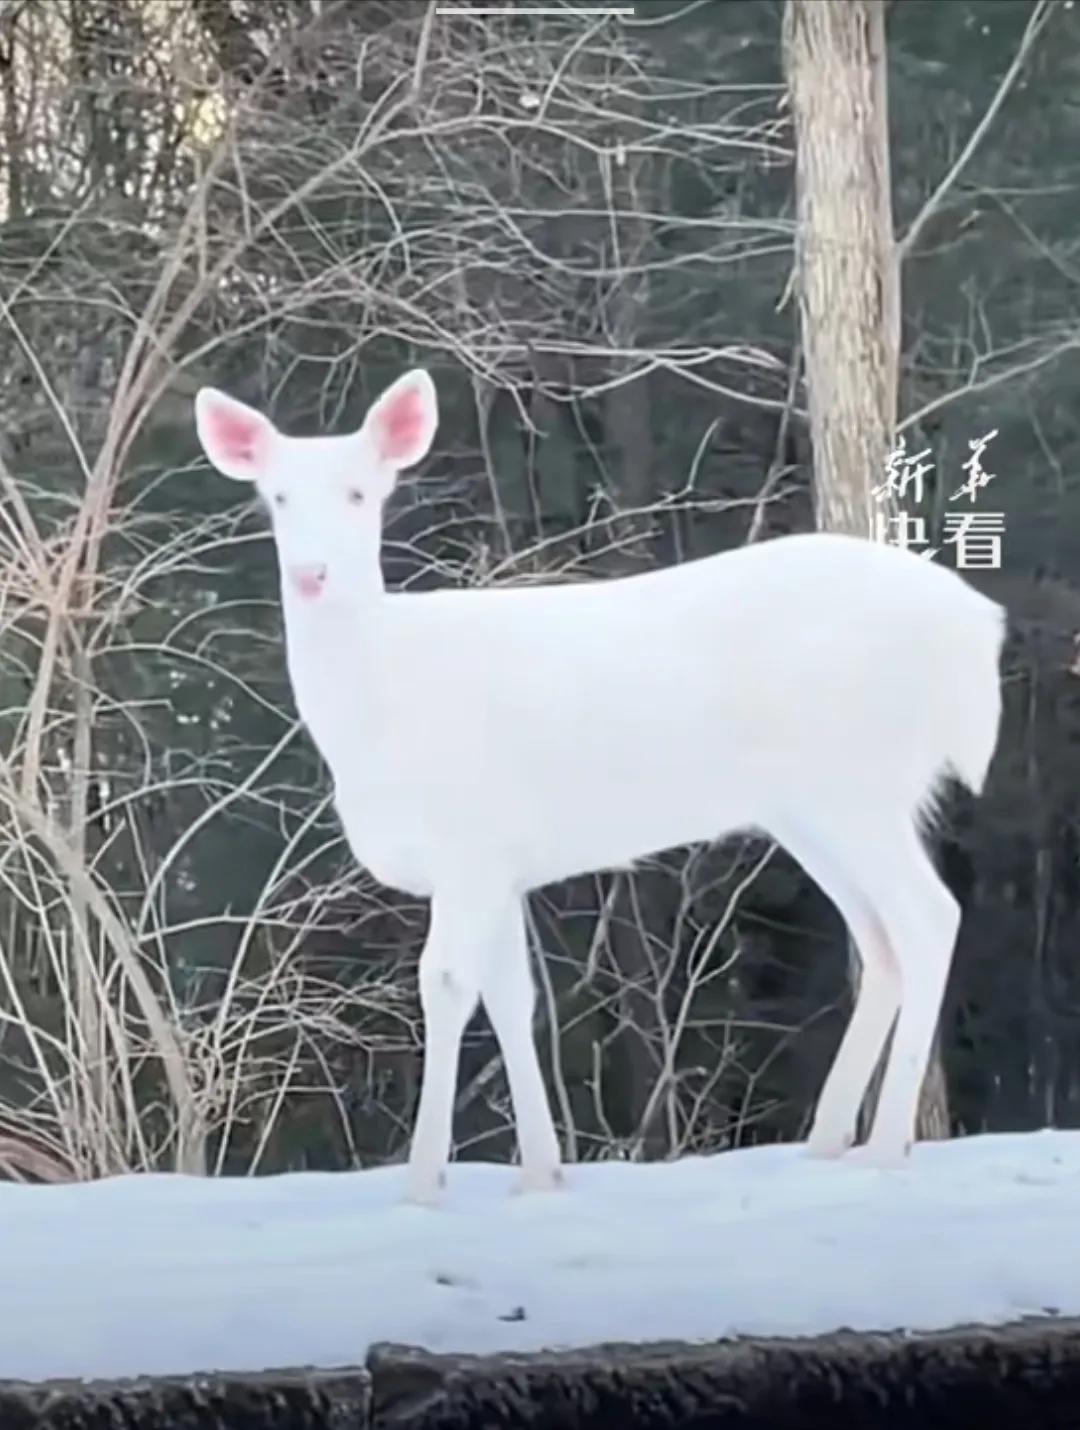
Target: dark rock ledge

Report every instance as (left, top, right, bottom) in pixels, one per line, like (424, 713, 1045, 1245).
(2, 1317, 1078, 1430)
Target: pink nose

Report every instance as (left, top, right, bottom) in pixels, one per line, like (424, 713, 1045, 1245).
(288, 564, 327, 600)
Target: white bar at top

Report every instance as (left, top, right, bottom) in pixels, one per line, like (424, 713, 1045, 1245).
(434, 7, 635, 14)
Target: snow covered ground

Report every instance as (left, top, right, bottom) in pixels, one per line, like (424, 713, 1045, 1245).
(3, 1129, 1079, 1385)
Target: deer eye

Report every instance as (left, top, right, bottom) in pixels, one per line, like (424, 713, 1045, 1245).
(272, 492, 287, 508)
(347, 488, 365, 506)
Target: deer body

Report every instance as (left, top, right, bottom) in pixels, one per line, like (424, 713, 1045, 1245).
(283, 538, 999, 898)
(195, 370, 1005, 1206)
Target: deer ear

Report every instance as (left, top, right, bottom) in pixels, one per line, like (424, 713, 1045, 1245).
(362, 369, 438, 471)
(195, 388, 277, 482)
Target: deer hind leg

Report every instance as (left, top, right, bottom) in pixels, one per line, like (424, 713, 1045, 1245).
(854, 823, 960, 1168)
(479, 902, 564, 1194)
(773, 815, 903, 1160)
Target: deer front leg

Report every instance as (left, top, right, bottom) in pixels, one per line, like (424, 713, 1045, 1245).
(480, 901, 564, 1194)
(403, 885, 493, 1207)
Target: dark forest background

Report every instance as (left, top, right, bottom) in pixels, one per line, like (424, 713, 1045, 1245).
(0, 0, 1077, 1184)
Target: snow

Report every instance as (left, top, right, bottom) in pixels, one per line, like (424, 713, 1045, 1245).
(3, 1130, 1080, 1385)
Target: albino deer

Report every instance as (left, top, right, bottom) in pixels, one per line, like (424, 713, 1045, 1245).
(194, 369, 1005, 1206)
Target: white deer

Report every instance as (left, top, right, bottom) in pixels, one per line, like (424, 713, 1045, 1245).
(194, 369, 1005, 1206)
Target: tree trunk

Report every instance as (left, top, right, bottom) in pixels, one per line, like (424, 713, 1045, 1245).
(782, 0, 950, 1143)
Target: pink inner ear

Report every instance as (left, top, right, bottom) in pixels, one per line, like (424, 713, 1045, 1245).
(206, 400, 267, 470)
(375, 386, 427, 464)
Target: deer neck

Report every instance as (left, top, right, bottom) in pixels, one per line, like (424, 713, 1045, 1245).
(281, 571, 392, 761)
